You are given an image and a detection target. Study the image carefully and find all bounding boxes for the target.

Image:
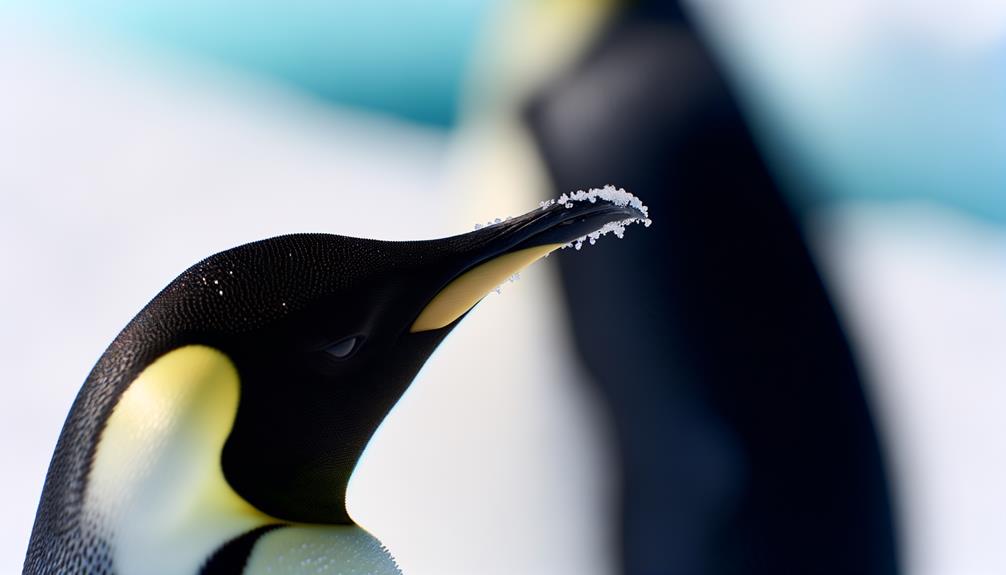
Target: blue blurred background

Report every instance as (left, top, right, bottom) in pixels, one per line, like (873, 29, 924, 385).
(2, 1, 1004, 574)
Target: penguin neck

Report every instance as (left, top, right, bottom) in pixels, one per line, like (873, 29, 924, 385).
(70, 343, 401, 575)
(82, 345, 398, 574)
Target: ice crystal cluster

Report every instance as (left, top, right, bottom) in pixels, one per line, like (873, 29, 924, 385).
(539, 185, 651, 251)
(476, 185, 651, 295)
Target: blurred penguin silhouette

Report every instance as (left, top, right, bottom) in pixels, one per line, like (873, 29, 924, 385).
(526, 3, 900, 574)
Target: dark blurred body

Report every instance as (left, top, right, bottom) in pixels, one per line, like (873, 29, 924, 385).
(527, 6, 899, 574)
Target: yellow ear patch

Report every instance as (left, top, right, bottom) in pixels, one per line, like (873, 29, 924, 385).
(410, 244, 561, 332)
(85, 345, 275, 575)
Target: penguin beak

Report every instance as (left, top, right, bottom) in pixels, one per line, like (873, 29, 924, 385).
(410, 197, 648, 332)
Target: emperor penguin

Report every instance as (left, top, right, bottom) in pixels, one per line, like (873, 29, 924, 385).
(23, 190, 649, 575)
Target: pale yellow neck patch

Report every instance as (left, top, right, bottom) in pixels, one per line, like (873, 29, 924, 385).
(85, 345, 274, 575)
(411, 244, 561, 332)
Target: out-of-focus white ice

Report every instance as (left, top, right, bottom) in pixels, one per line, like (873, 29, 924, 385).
(811, 202, 1006, 575)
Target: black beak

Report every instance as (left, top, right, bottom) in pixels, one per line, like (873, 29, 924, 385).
(408, 187, 650, 333)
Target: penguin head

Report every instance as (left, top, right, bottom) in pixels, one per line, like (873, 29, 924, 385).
(134, 193, 647, 524)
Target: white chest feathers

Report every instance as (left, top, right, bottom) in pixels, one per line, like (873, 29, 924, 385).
(83, 345, 399, 575)
(244, 526, 399, 574)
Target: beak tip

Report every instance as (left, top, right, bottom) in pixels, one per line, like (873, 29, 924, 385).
(527, 186, 652, 250)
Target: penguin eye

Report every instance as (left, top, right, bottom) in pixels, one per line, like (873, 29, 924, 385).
(324, 336, 362, 360)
